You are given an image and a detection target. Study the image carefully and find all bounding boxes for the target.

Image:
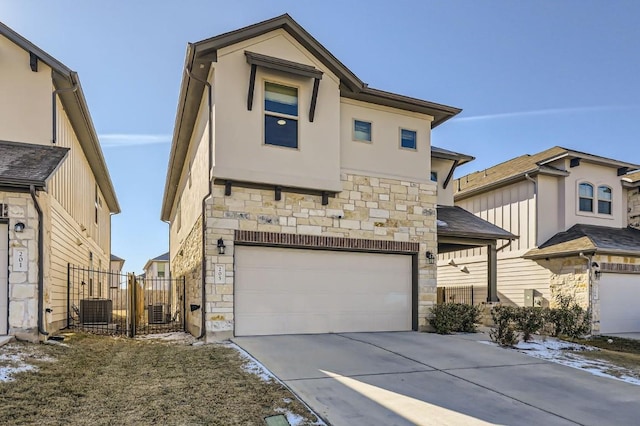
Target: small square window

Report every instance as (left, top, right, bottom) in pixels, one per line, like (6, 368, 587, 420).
(353, 120, 372, 142)
(430, 171, 438, 182)
(400, 129, 417, 150)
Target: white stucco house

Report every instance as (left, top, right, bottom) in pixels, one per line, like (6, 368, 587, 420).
(438, 146, 640, 334)
(161, 14, 481, 340)
(0, 22, 120, 341)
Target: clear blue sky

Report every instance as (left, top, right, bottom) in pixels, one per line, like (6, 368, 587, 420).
(2, 1, 639, 273)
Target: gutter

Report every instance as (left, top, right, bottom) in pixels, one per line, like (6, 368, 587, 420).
(30, 185, 48, 337)
(578, 252, 595, 336)
(185, 50, 213, 340)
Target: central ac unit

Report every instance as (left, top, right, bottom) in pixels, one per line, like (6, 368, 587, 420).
(80, 299, 113, 324)
(148, 304, 170, 324)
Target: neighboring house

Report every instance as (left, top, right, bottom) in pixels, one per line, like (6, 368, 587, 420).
(109, 254, 125, 289)
(161, 14, 464, 340)
(0, 22, 120, 341)
(439, 146, 640, 334)
(143, 252, 170, 287)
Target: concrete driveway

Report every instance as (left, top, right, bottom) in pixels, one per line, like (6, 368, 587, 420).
(233, 332, 639, 425)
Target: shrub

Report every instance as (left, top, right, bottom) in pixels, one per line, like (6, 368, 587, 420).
(489, 305, 520, 347)
(516, 307, 545, 342)
(429, 303, 482, 334)
(546, 294, 592, 339)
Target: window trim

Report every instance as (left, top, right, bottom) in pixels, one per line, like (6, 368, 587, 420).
(352, 119, 372, 143)
(597, 185, 613, 215)
(399, 128, 418, 151)
(578, 182, 594, 213)
(263, 80, 300, 150)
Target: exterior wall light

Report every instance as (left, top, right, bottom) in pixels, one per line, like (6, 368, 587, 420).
(217, 238, 226, 255)
(425, 251, 436, 264)
(14, 222, 25, 233)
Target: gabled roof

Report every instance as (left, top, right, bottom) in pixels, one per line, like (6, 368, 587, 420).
(0, 21, 120, 213)
(437, 206, 517, 241)
(431, 146, 475, 167)
(161, 14, 461, 221)
(143, 251, 169, 273)
(110, 254, 125, 262)
(0, 140, 69, 189)
(525, 224, 640, 259)
(455, 146, 640, 200)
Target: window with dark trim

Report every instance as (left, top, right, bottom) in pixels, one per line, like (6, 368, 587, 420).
(579, 183, 594, 212)
(264, 82, 298, 148)
(598, 185, 612, 215)
(353, 120, 372, 142)
(400, 129, 417, 150)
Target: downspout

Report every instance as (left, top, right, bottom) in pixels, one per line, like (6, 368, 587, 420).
(52, 80, 78, 144)
(579, 252, 594, 336)
(30, 185, 48, 337)
(524, 173, 538, 246)
(185, 52, 213, 340)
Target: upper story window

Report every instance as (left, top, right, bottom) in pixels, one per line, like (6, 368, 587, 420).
(400, 129, 417, 150)
(430, 171, 438, 182)
(598, 185, 612, 215)
(353, 120, 372, 142)
(94, 184, 100, 225)
(264, 82, 298, 149)
(578, 183, 594, 212)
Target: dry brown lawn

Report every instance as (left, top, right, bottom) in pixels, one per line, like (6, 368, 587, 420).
(0, 333, 322, 425)
(571, 335, 640, 379)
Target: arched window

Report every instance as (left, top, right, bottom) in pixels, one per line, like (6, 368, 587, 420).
(598, 185, 612, 215)
(578, 183, 594, 212)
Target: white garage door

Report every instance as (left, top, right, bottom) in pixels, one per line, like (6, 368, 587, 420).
(235, 246, 412, 336)
(600, 273, 640, 334)
(0, 224, 7, 335)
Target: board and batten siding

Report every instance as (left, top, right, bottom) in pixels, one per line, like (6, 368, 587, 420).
(48, 97, 110, 254)
(437, 250, 551, 306)
(445, 180, 536, 259)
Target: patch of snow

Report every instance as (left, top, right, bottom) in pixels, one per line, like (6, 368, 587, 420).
(483, 336, 640, 386)
(0, 343, 55, 382)
(274, 408, 327, 426)
(436, 219, 448, 227)
(135, 332, 198, 345)
(229, 343, 277, 382)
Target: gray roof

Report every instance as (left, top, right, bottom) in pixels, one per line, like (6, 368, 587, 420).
(431, 146, 475, 167)
(437, 206, 517, 240)
(0, 140, 69, 188)
(0, 21, 120, 213)
(525, 224, 640, 259)
(110, 254, 125, 262)
(151, 252, 170, 262)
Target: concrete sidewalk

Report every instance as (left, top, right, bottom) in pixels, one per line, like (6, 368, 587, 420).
(234, 332, 640, 425)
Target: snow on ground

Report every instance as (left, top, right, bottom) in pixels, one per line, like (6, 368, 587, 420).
(0, 343, 55, 382)
(229, 344, 327, 425)
(482, 336, 640, 386)
(135, 332, 198, 345)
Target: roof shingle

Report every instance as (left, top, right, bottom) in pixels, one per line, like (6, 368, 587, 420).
(437, 206, 517, 240)
(0, 140, 69, 188)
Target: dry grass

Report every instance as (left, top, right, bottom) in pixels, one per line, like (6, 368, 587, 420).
(570, 335, 640, 379)
(0, 333, 321, 425)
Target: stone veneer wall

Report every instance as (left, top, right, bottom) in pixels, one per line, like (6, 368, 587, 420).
(629, 187, 640, 229)
(0, 192, 39, 342)
(201, 172, 438, 340)
(171, 215, 203, 337)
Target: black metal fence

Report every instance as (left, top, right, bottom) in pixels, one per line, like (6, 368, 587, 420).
(67, 264, 185, 337)
(437, 285, 475, 305)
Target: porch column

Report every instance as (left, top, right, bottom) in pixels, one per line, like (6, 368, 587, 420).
(487, 242, 499, 302)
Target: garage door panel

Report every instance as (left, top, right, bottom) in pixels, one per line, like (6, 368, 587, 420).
(235, 246, 412, 336)
(600, 273, 640, 334)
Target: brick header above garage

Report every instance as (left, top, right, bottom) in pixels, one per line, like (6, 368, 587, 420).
(234, 230, 420, 253)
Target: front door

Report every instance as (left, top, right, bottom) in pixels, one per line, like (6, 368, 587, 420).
(0, 223, 8, 334)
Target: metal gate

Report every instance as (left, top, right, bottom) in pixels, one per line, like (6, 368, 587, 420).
(67, 264, 186, 336)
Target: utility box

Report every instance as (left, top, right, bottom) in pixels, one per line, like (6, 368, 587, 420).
(524, 289, 535, 307)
